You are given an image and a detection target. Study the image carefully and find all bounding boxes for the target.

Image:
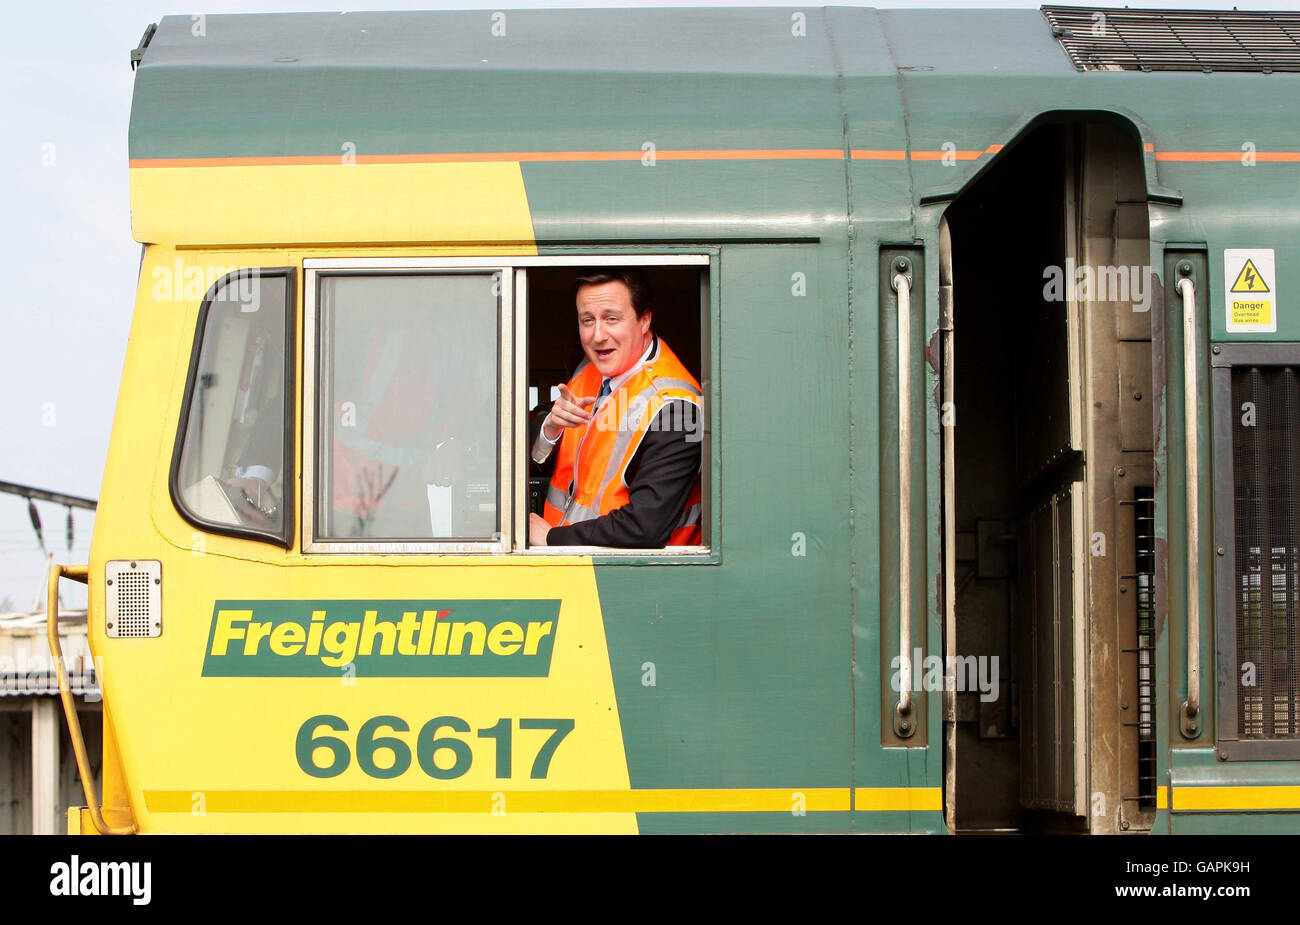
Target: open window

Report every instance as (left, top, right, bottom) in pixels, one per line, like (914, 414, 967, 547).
(523, 260, 709, 555)
(300, 256, 712, 557)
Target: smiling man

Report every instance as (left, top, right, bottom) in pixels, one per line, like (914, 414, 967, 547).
(529, 269, 703, 548)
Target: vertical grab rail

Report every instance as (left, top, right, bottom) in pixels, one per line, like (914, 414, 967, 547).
(47, 564, 136, 834)
(893, 264, 915, 737)
(1177, 271, 1201, 738)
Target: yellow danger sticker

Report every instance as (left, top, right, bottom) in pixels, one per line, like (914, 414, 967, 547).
(1230, 259, 1270, 294)
(1224, 249, 1278, 333)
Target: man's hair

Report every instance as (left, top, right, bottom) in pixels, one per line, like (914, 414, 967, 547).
(574, 268, 654, 319)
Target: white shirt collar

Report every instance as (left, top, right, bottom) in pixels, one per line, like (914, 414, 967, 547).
(601, 334, 657, 400)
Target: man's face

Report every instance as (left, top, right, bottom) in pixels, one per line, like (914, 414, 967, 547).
(575, 280, 652, 378)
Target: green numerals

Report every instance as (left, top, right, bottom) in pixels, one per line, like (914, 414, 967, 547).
(519, 718, 575, 779)
(417, 716, 473, 779)
(295, 714, 574, 781)
(357, 715, 411, 779)
(296, 715, 350, 779)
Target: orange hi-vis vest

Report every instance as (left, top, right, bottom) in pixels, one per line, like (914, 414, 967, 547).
(542, 337, 703, 546)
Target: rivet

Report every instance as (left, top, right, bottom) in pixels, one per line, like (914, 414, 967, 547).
(1117, 467, 1126, 477)
(1217, 546, 1226, 556)
(1212, 345, 1222, 355)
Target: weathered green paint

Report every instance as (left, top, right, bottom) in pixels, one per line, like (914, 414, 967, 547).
(129, 8, 1300, 832)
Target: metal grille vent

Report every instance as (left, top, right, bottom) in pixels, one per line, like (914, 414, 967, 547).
(1231, 367, 1299, 740)
(1043, 6, 1300, 73)
(1123, 487, 1158, 808)
(106, 560, 162, 639)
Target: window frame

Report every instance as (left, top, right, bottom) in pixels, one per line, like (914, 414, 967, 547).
(303, 265, 514, 554)
(169, 266, 298, 549)
(301, 254, 717, 561)
(1211, 341, 1300, 760)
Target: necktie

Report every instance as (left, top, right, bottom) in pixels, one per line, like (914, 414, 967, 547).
(597, 378, 611, 402)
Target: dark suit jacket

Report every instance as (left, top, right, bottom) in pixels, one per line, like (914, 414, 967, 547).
(532, 363, 702, 548)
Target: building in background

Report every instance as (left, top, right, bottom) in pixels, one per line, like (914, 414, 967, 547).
(0, 607, 102, 834)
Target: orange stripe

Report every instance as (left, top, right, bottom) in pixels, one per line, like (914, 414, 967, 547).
(910, 150, 983, 161)
(129, 149, 846, 168)
(128, 147, 1300, 169)
(1156, 150, 1300, 162)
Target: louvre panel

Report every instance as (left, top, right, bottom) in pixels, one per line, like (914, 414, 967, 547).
(1231, 367, 1300, 741)
(1043, 6, 1300, 72)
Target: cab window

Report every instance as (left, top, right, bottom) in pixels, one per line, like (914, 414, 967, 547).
(312, 272, 502, 545)
(172, 268, 295, 546)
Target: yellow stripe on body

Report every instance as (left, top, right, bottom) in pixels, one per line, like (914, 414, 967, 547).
(129, 162, 537, 246)
(1170, 785, 1300, 812)
(144, 787, 907, 814)
(854, 786, 943, 812)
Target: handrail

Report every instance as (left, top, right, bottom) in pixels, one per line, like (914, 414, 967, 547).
(47, 564, 136, 834)
(1177, 275, 1201, 736)
(894, 268, 914, 734)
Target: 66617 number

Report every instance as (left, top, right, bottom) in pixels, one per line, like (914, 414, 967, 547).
(296, 714, 575, 780)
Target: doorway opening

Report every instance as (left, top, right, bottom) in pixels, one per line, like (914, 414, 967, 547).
(942, 119, 1159, 834)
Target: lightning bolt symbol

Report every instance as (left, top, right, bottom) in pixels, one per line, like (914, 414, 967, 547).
(1246, 265, 1257, 290)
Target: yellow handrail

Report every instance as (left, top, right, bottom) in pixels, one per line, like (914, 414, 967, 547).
(47, 564, 136, 835)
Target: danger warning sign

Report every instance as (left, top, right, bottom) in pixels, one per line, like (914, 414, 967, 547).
(1230, 259, 1270, 294)
(1224, 249, 1277, 333)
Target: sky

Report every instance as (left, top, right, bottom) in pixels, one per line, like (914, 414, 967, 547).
(1, 0, 1297, 609)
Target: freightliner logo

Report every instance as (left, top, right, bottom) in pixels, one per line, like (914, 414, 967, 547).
(201, 600, 560, 677)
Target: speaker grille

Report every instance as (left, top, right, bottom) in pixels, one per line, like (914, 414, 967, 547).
(106, 560, 161, 638)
